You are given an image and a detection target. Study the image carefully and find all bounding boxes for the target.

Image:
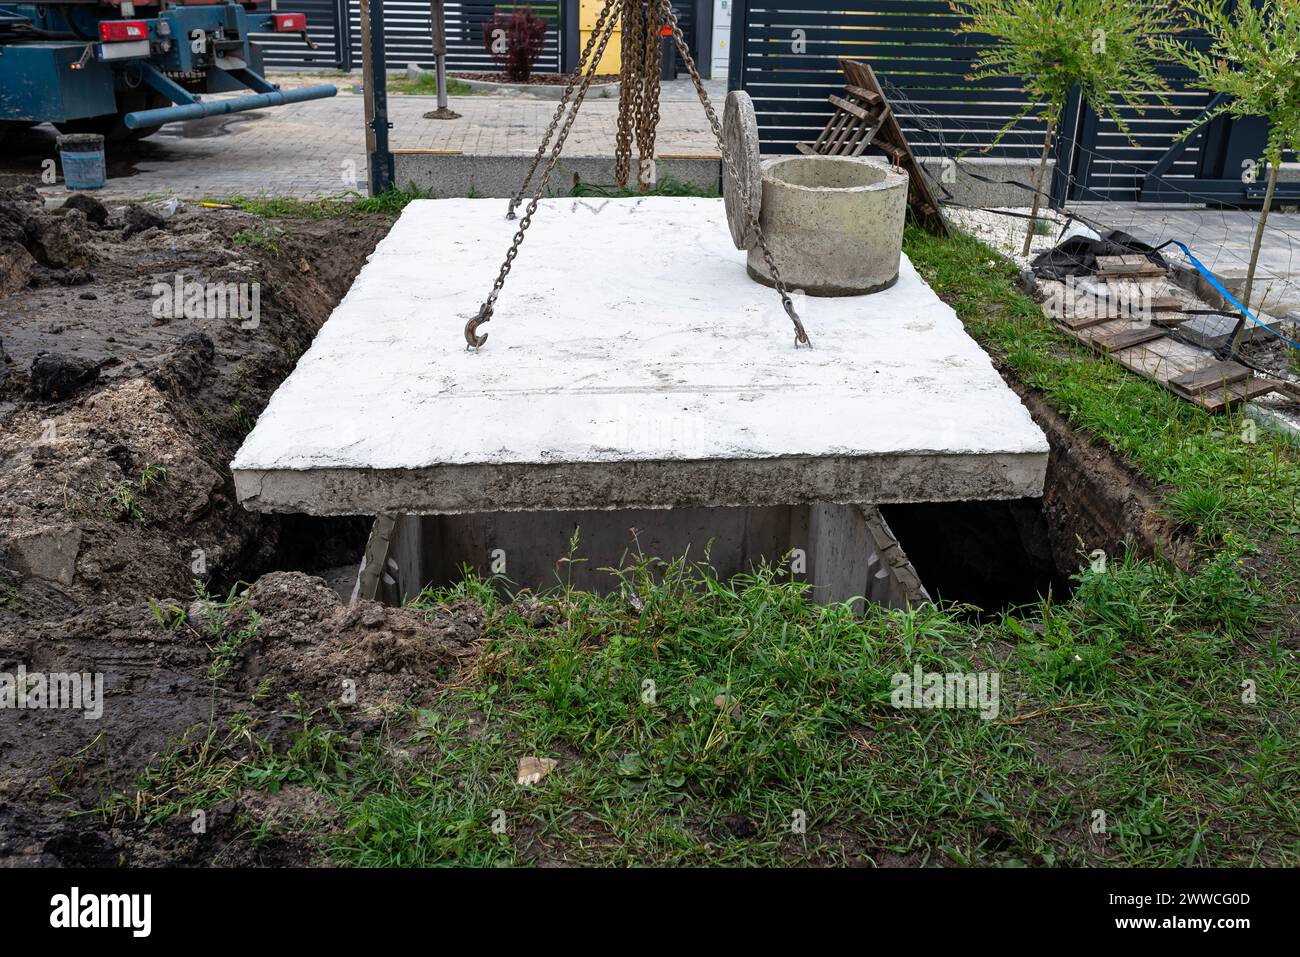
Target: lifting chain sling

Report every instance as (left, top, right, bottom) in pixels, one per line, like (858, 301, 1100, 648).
(468, 0, 810, 350)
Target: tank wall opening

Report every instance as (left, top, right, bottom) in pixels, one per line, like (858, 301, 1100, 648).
(376, 504, 930, 611)
(880, 499, 1072, 613)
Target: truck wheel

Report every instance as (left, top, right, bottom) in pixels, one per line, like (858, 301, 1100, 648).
(56, 91, 169, 143)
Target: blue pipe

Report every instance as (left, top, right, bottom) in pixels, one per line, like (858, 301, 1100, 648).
(123, 83, 338, 129)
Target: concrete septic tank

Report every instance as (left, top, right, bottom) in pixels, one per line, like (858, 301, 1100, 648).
(371, 504, 929, 609)
(231, 198, 1048, 605)
(746, 156, 909, 296)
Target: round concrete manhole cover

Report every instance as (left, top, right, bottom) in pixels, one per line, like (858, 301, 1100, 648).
(723, 90, 762, 251)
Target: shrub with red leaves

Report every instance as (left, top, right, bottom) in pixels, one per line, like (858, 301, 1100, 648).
(482, 7, 549, 83)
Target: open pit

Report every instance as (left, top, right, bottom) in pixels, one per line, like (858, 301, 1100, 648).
(0, 186, 1199, 865)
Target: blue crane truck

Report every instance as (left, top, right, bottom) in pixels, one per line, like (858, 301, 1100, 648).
(0, 0, 336, 143)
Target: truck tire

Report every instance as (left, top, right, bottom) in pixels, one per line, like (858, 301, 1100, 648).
(56, 90, 169, 143)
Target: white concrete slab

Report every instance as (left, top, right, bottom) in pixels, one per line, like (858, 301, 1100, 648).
(232, 198, 1048, 515)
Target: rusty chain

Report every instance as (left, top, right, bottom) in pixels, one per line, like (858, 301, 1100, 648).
(656, 0, 809, 347)
(637, 3, 661, 191)
(466, 0, 621, 348)
(467, 0, 810, 349)
(614, 0, 642, 187)
(508, 3, 618, 219)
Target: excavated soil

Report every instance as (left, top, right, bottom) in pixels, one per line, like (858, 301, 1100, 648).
(0, 187, 490, 865)
(0, 182, 1193, 867)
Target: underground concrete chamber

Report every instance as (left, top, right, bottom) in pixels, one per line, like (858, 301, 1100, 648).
(231, 199, 1049, 610)
(360, 504, 928, 609)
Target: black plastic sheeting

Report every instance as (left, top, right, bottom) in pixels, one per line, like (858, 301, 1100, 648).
(1031, 230, 1169, 281)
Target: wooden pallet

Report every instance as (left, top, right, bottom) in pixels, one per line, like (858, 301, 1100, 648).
(797, 58, 948, 237)
(1038, 277, 1277, 412)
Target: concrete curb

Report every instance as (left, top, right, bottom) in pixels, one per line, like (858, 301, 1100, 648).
(455, 76, 621, 99)
(393, 151, 721, 198)
(390, 152, 1057, 206)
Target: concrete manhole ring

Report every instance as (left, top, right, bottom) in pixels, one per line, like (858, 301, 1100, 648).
(722, 90, 762, 251)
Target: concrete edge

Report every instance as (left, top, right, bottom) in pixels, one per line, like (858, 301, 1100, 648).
(389, 153, 1089, 208)
(456, 76, 621, 99)
(392, 152, 722, 199)
(233, 451, 1050, 516)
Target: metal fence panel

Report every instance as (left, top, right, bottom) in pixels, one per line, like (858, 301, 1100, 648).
(725, 0, 1224, 202)
(346, 1, 563, 73)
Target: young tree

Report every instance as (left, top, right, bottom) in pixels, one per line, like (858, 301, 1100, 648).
(1159, 0, 1300, 352)
(953, 0, 1175, 255)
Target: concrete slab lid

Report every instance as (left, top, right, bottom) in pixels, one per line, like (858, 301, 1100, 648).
(232, 198, 1049, 515)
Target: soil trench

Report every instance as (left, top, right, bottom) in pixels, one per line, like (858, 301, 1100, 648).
(0, 186, 1189, 864)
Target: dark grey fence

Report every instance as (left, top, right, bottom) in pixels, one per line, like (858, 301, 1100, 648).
(345, 0, 564, 74)
(724, 0, 1271, 204)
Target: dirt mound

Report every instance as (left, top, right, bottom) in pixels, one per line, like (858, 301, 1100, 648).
(0, 571, 485, 866)
(230, 571, 486, 713)
(0, 197, 389, 607)
(0, 193, 401, 864)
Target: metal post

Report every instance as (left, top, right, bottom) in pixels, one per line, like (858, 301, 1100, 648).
(431, 0, 448, 111)
(337, 0, 353, 72)
(727, 0, 747, 92)
(561, 0, 581, 74)
(1048, 87, 1082, 210)
(361, 0, 393, 195)
(694, 0, 712, 77)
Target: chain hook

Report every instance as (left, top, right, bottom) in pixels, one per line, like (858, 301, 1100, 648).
(465, 304, 492, 349)
(784, 298, 812, 348)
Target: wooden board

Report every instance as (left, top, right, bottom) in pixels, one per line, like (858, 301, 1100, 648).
(1092, 324, 1167, 353)
(1196, 378, 1280, 414)
(1045, 294, 1276, 412)
(1060, 310, 1125, 330)
(1169, 360, 1251, 395)
(1095, 255, 1165, 276)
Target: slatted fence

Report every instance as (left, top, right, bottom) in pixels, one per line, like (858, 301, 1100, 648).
(344, 0, 564, 73)
(724, 0, 1238, 203)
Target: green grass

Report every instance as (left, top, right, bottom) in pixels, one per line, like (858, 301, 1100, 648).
(570, 175, 720, 199)
(95, 463, 168, 525)
(207, 186, 434, 221)
(233, 223, 285, 256)
(101, 224, 1300, 867)
(384, 73, 476, 97)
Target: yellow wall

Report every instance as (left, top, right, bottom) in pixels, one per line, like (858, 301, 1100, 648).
(579, 0, 621, 74)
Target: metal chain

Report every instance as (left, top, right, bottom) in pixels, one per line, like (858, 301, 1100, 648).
(508, 4, 618, 219)
(614, 0, 641, 187)
(656, 0, 810, 346)
(637, 4, 662, 191)
(468, 0, 810, 349)
(466, 0, 622, 348)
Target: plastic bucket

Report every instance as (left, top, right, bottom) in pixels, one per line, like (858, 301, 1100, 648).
(56, 134, 107, 190)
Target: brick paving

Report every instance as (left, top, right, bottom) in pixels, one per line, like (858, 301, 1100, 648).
(13, 78, 724, 203)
